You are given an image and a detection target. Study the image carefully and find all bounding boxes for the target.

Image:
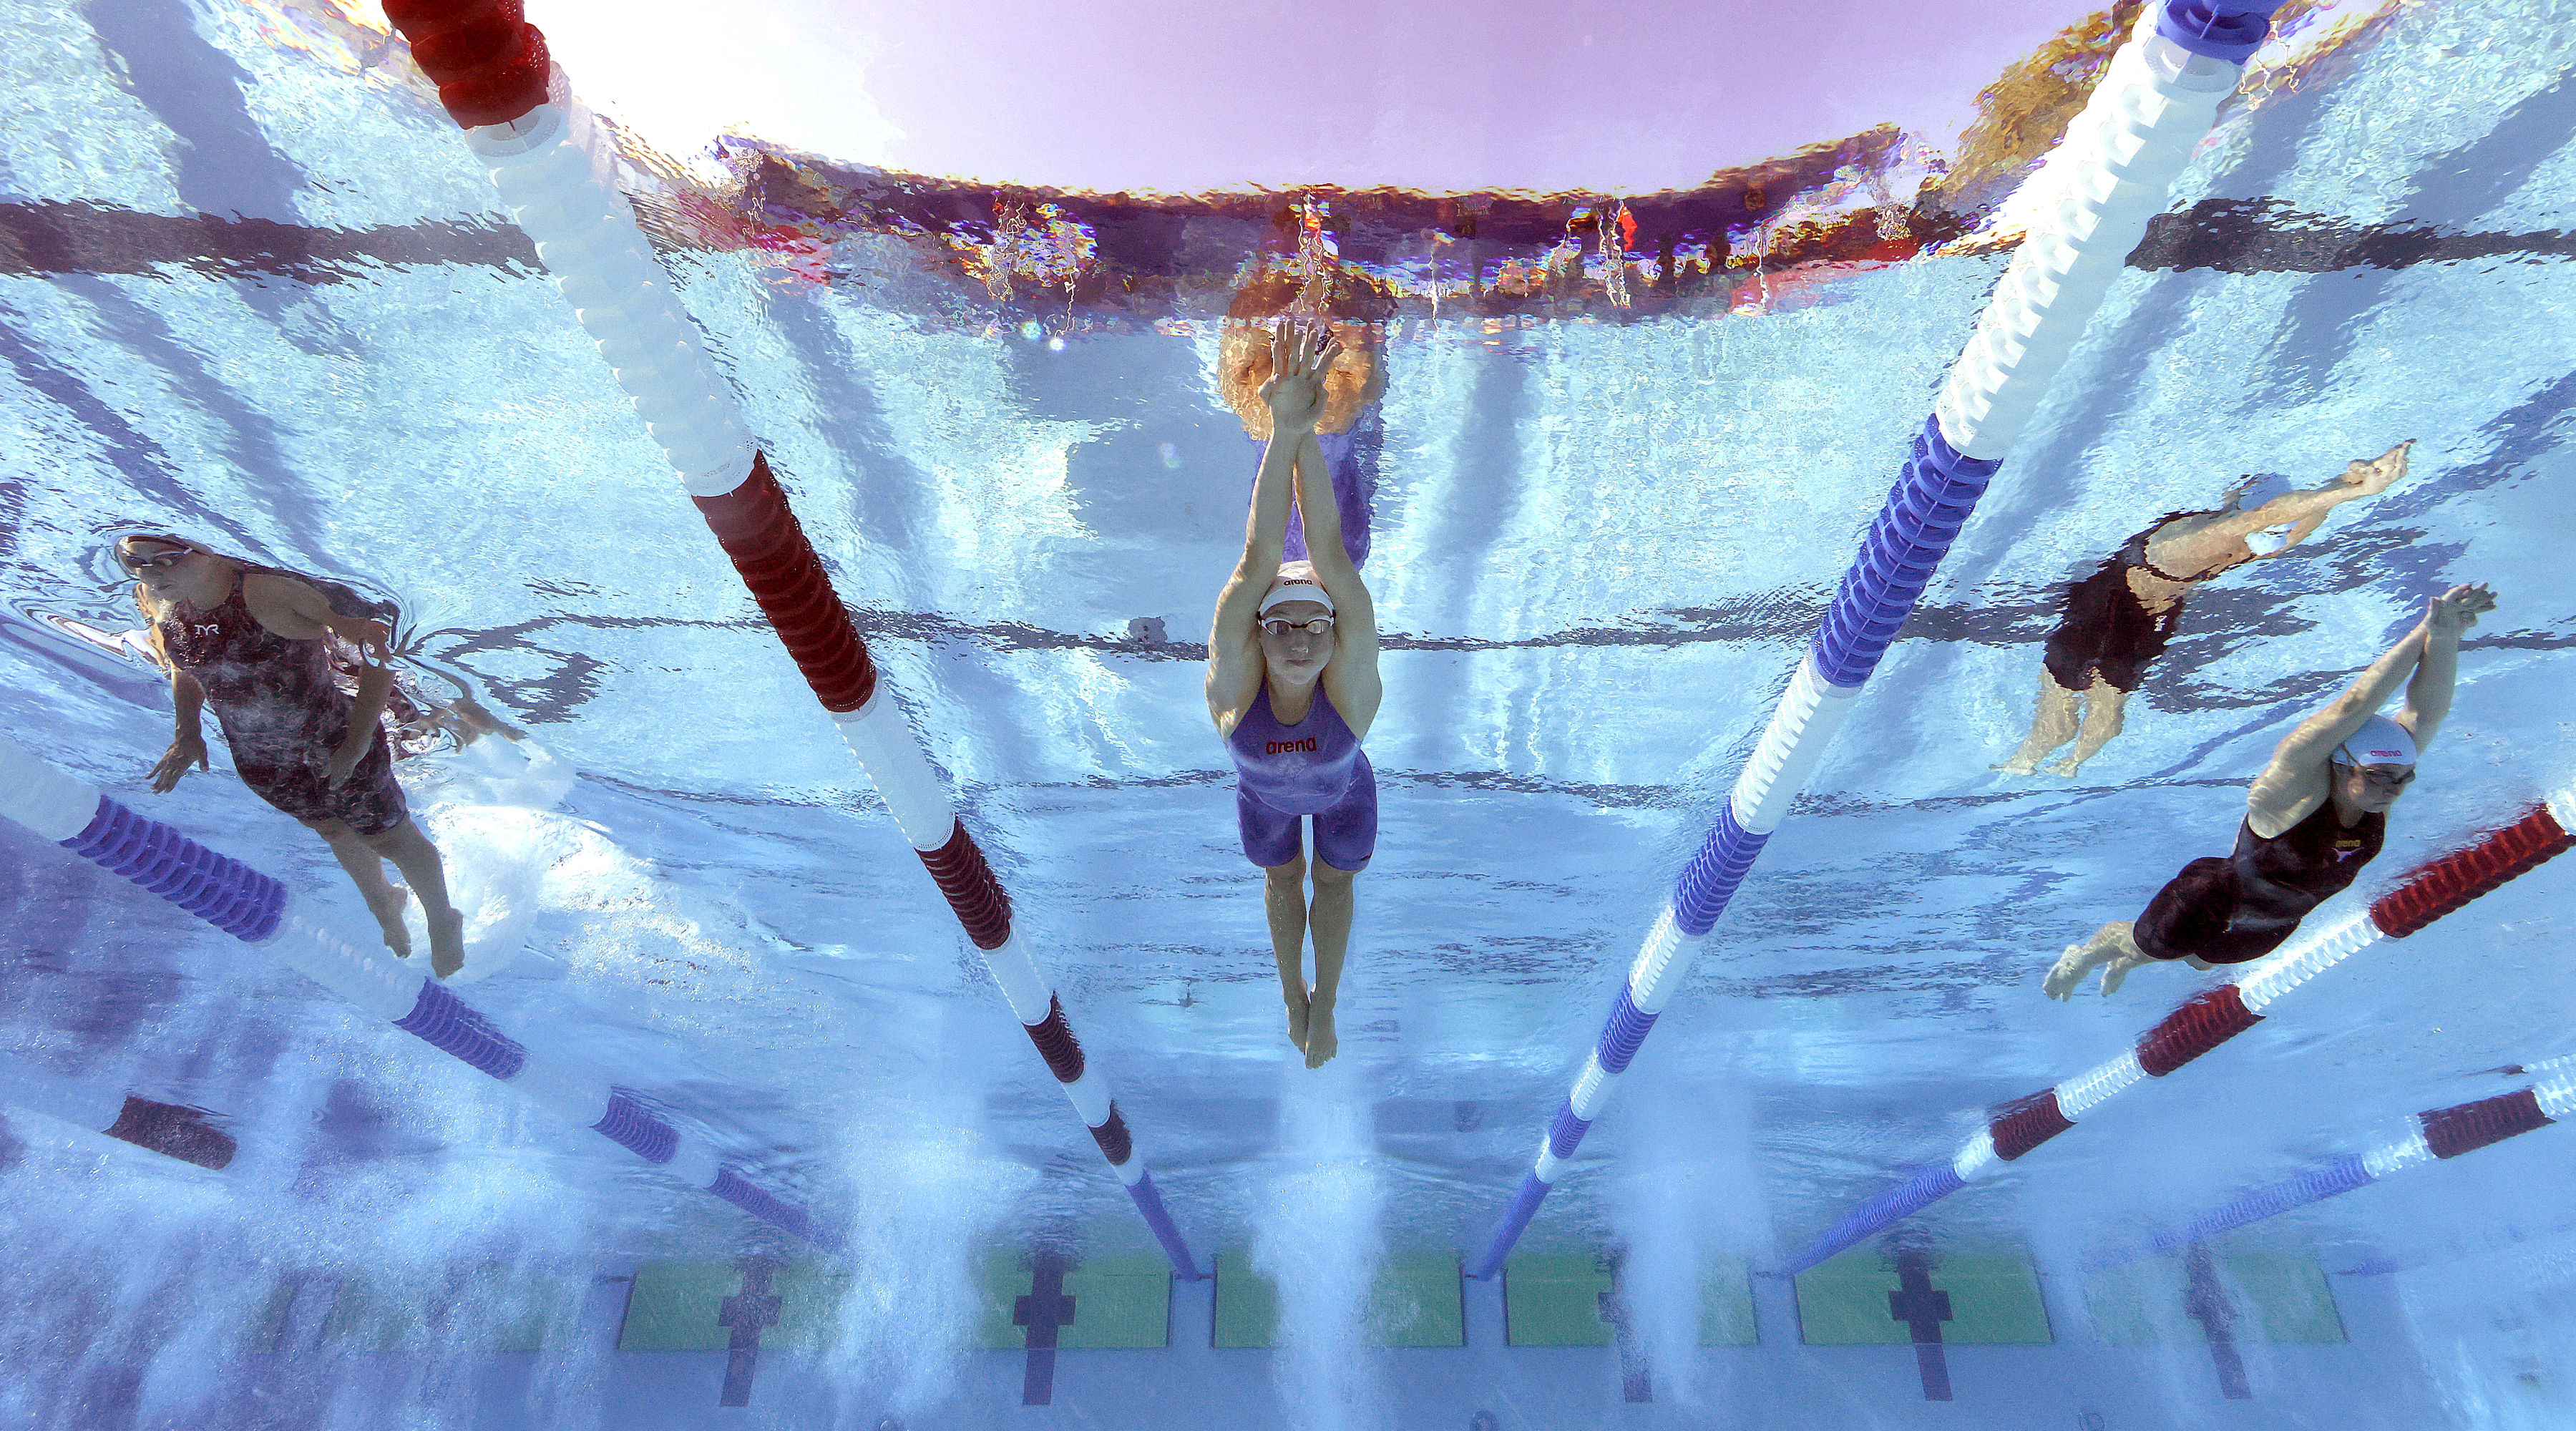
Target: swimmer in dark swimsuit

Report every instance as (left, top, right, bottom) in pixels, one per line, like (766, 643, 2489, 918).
(119, 534, 471, 978)
(1208, 325, 1385, 1069)
(1996, 442, 2411, 778)
(2045, 581, 2497, 999)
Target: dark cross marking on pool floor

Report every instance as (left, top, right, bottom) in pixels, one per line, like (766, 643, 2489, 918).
(1015, 1252, 1077, 1407)
(1597, 1254, 1652, 1404)
(716, 1256, 785, 1408)
(2182, 1243, 2252, 1400)
(1887, 1251, 1954, 1402)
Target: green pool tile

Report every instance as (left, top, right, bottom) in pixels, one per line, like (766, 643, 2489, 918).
(1504, 1252, 1614, 1347)
(1795, 1249, 2051, 1346)
(1214, 1251, 1463, 1348)
(1211, 1250, 1277, 1348)
(1699, 1257, 1758, 1346)
(1369, 1256, 1463, 1348)
(240, 1279, 298, 1354)
(2084, 1251, 2344, 1345)
(978, 1250, 1169, 1349)
(311, 1264, 574, 1352)
(618, 1260, 849, 1352)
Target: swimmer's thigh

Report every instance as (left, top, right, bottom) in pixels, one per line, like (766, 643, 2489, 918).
(1237, 783, 1304, 869)
(1312, 758, 1377, 874)
(2133, 856, 2236, 960)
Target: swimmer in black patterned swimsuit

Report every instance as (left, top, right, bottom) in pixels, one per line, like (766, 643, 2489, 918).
(118, 534, 471, 977)
(2045, 581, 2497, 1000)
(1996, 442, 2412, 778)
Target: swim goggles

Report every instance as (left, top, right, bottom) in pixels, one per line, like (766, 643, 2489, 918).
(1262, 616, 1335, 637)
(119, 542, 194, 571)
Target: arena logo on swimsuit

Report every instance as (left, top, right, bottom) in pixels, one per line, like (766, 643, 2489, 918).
(1265, 737, 1319, 756)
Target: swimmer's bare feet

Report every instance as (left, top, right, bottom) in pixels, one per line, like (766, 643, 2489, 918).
(1303, 1000, 1338, 1069)
(2343, 439, 2412, 496)
(367, 885, 412, 958)
(2043, 756, 2084, 778)
(1284, 988, 1311, 1054)
(426, 907, 466, 980)
(1991, 754, 2041, 776)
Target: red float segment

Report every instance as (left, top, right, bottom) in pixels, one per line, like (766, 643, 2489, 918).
(690, 452, 879, 713)
(2371, 805, 2575, 939)
(1088, 1105, 1133, 1165)
(381, 0, 550, 129)
(2135, 984, 2264, 1077)
(918, 819, 1015, 951)
(1024, 995, 1086, 1083)
(1989, 1089, 2075, 1161)
(2421, 1087, 2553, 1160)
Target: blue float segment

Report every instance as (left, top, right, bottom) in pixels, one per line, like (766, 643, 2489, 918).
(1672, 806, 1770, 937)
(1777, 1163, 1969, 1276)
(1470, 1173, 1556, 1281)
(392, 981, 529, 1080)
(59, 798, 286, 942)
(2155, 0, 2283, 62)
(1596, 986, 1658, 1075)
(592, 1089, 679, 1164)
(2160, 1155, 2375, 1253)
(1123, 1171, 1205, 1280)
(1810, 416, 2002, 689)
(1546, 1102, 1591, 1159)
(711, 1167, 841, 1254)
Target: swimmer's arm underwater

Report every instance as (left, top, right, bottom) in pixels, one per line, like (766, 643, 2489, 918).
(1206, 326, 1333, 738)
(145, 627, 209, 794)
(242, 572, 398, 787)
(1294, 429, 1382, 741)
(2145, 441, 2411, 575)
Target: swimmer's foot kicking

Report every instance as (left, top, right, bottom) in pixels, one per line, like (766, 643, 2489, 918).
(2045, 582, 2494, 999)
(1207, 324, 1384, 1069)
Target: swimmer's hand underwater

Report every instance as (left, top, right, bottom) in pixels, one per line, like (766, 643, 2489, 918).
(150, 731, 209, 793)
(2045, 925, 2212, 1000)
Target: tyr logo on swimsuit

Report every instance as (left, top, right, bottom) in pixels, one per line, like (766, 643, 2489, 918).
(1266, 737, 1319, 756)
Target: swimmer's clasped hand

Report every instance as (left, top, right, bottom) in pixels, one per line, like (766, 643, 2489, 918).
(2427, 582, 2497, 633)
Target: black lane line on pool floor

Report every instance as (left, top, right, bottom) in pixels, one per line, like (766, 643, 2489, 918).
(2183, 1244, 2253, 1401)
(717, 1257, 785, 1409)
(1888, 1251, 1955, 1402)
(1015, 1252, 1078, 1407)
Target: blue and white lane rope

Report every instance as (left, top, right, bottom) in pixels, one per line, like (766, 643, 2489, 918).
(2089, 1058, 2576, 1269)
(1468, 0, 2274, 1281)
(0, 736, 839, 1252)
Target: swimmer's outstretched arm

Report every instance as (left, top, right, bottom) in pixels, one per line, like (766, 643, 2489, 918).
(2146, 441, 2411, 572)
(1292, 431, 1382, 741)
(146, 627, 209, 794)
(1206, 326, 1336, 735)
(2245, 582, 2494, 836)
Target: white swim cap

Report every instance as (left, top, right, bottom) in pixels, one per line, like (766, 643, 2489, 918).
(2245, 525, 2296, 557)
(2336, 713, 2418, 768)
(1259, 582, 1335, 617)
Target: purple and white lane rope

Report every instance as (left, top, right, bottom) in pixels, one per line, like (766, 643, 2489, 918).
(0, 736, 839, 1253)
(1468, 1, 2277, 1281)
(1780, 793, 2576, 1276)
(0, 1055, 238, 1171)
(2089, 1059, 2576, 1269)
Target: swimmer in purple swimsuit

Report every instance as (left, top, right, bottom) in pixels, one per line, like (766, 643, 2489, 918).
(119, 534, 471, 977)
(2046, 581, 2497, 999)
(1996, 442, 2411, 778)
(1207, 325, 1385, 1069)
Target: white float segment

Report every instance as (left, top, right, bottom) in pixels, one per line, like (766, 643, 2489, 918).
(1952, 1133, 2004, 1183)
(667, 1137, 722, 1190)
(2057, 1051, 2148, 1119)
(1111, 1156, 1147, 1187)
(463, 99, 757, 497)
(978, 931, 1059, 1027)
(831, 695, 959, 851)
(271, 906, 427, 1022)
(1568, 1056, 1619, 1121)
(1933, 24, 2240, 460)
(1728, 657, 1865, 835)
(2534, 1074, 2576, 1120)
(0, 737, 106, 842)
(2363, 1130, 2436, 1180)
(507, 1048, 616, 1129)
(2547, 786, 2576, 839)
(2235, 905, 2381, 1013)
(1061, 1068, 1112, 1129)
(1625, 907, 1699, 1014)
(1533, 1143, 1565, 1184)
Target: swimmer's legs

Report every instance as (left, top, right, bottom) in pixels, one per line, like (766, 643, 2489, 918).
(1304, 861, 1356, 1070)
(1994, 671, 2080, 775)
(310, 816, 411, 958)
(352, 818, 465, 980)
(1264, 854, 1312, 1054)
(2044, 922, 2155, 1000)
(2046, 680, 2131, 778)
